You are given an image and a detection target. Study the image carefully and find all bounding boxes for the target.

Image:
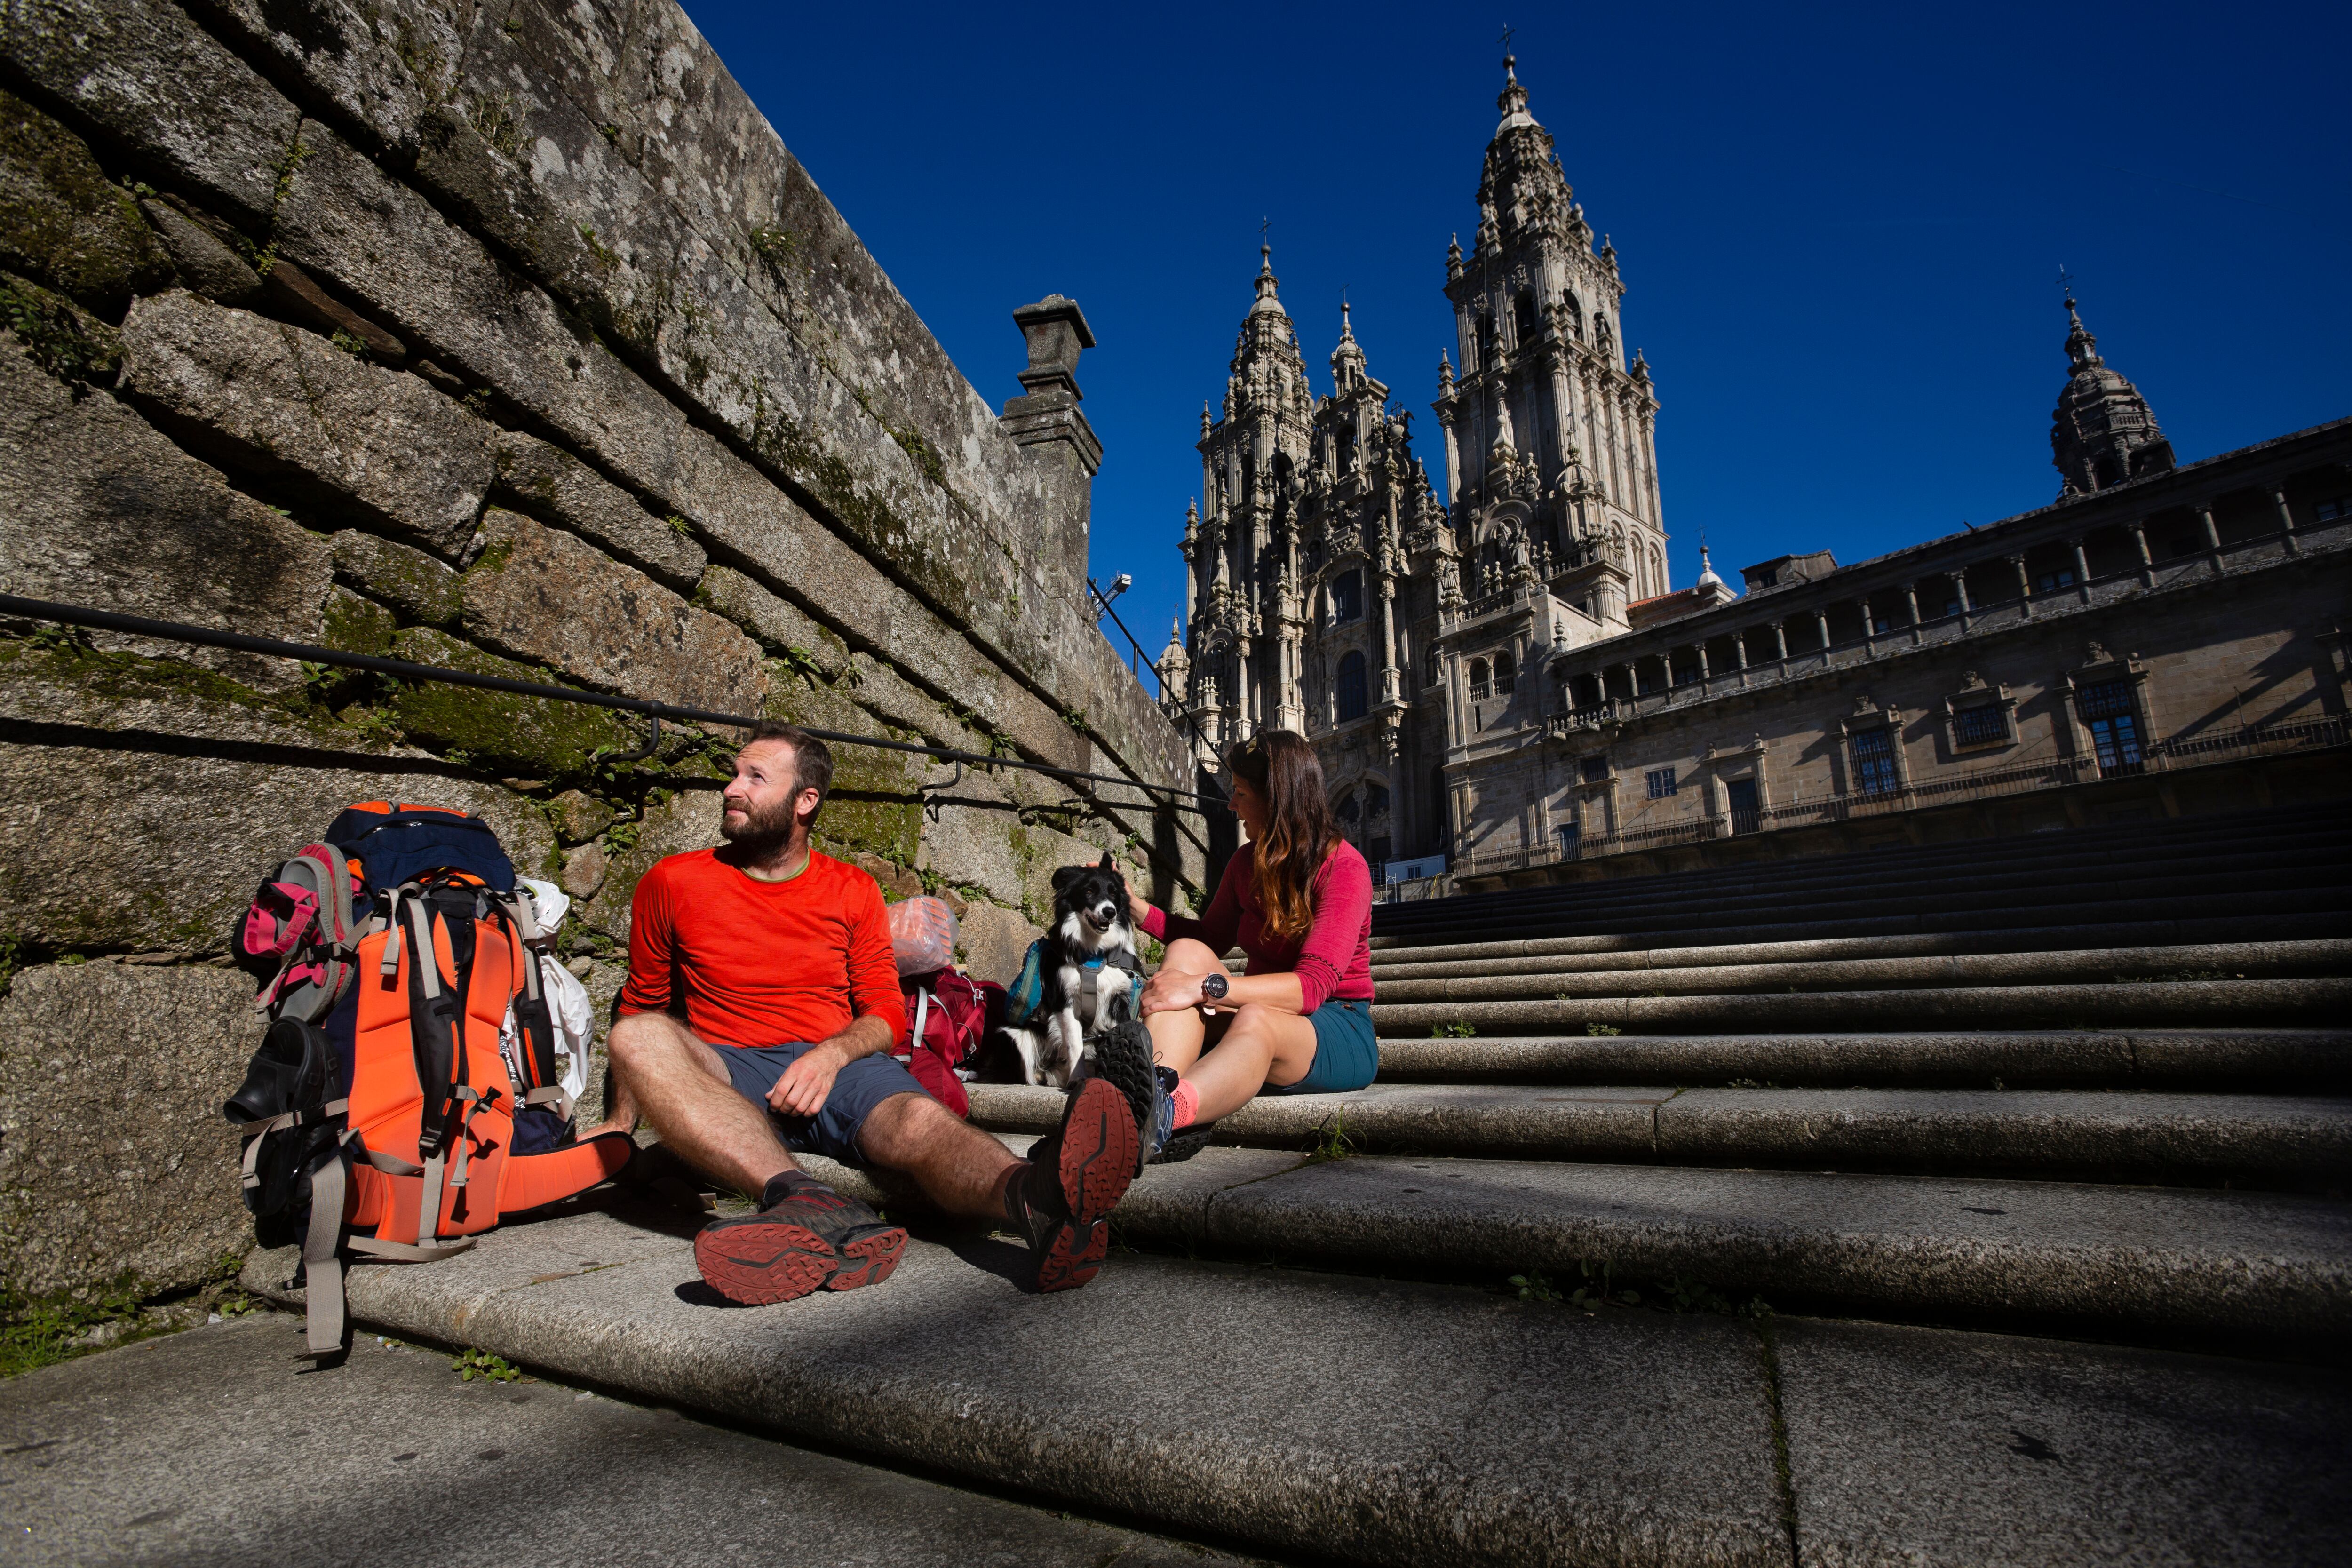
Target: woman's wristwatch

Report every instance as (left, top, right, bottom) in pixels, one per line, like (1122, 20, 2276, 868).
(1200, 971, 1229, 1002)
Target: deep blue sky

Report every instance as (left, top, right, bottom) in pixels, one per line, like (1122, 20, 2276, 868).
(682, 1, 2348, 665)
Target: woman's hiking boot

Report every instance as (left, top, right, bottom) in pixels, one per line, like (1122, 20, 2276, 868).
(693, 1181, 907, 1305)
(1088, 1019, 1171, 1168)
(1009, 1077, 1138, 1292)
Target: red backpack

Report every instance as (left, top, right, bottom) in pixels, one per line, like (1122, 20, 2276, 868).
(894, 970, 1003, 1117)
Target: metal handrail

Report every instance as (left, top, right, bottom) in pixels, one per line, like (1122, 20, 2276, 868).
(0, 593, 1216, 812)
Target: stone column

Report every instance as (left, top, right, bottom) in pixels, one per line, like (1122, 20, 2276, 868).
(1378, 576, 1401, 704)
(2009, 554, 2032, 618)
(1859, 597, 1876, 643)
(1815, 609, 1832, 651)
(1618, 662, 1638, 702)
(2273, 488, 2301, 557)
(1772, 622, 1789, 661)
(1953, 573, 1974, 614)
(1735, 634, 1750, 670)
(2128, 521, 2153, 585)
(1695, 644, 1711, 680)
(2198, 506, 2222, 552)
(2070, 538, 2091, 595)
(1903, 584, 1924, 643)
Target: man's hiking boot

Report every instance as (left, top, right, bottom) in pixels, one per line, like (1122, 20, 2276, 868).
(1088, 1019, 1171, 1169)
(693, 1183, 907, 1305)
(1010, 1077, 1138, 1292)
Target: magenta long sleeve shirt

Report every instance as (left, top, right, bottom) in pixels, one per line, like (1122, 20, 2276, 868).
(1140, 840, 1375, 1013)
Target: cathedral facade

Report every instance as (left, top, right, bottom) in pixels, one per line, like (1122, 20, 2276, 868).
(1160, 56, 2352, 887)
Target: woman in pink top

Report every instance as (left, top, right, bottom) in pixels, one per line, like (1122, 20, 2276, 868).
(1128, 731, 1377, 1143)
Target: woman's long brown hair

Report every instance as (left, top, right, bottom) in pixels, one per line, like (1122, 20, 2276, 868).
(1228, 730, 1337, 940)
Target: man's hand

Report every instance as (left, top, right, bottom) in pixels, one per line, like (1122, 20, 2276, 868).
(767, 1042, 848, 1119)
(1138, 968, 1206, 1017)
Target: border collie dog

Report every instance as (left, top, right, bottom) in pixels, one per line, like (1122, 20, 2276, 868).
(999, 852, 1139, 1088)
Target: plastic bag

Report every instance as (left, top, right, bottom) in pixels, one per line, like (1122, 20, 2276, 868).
(887, 895, 958, 977)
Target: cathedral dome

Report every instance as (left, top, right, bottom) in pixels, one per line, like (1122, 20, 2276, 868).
(2050, 294, 2173, 497)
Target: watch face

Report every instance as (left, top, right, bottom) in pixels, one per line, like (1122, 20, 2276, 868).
(1202, 972, 1228, 1000)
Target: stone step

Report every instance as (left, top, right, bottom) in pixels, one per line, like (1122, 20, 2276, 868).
(242, 1206, 2352, 1567)
(1373, 1030, 2352, 1090)
(1371, 809, 2352, 934)
(1093, 1146, 2352, 1344)
(1370, 902, 2352, 968)
(1374, 860, 2352, 947)
(1370, 915, 2350, 979)
(965, 1083, 2352, 1188)
(1369, 975, 2352, 1035)
(1370, 939, 2351, 1004)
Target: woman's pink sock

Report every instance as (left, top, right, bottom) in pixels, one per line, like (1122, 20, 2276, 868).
(1170, 1079, 1201, 1130)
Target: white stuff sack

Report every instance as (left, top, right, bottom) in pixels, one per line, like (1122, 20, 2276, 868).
(499, 878, 594, 1103)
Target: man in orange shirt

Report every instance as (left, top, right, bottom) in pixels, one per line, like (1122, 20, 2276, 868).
(590, 721, 1142, 1305)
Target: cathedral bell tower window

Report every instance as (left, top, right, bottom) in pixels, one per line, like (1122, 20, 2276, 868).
(1493, 652, 1516, 696)
(1331, 569, 1364, 623)
(1470, 659, 1492, 700)
(1336, 652, 1369, 722)
(1513, 292, 1539, 348)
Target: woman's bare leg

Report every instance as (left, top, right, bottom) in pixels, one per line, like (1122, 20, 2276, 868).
(1183, 1003, 1320, 1123)
(1143, 937, 1227, 1075)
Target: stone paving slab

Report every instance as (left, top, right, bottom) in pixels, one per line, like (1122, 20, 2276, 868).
(1773, 1317, 2352, 1567)
(224, 1206, 2352, 1565)
(244, 1211, 1792, 1568)
(1374, 1030, 2352, 1089)
(966, 1082, 2352, 1183)
(1128, 1150, 2352, 1339)
(0, 1315, 1258, 1568)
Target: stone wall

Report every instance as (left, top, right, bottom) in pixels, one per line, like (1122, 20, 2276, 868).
(0, 0, 1206, 1303)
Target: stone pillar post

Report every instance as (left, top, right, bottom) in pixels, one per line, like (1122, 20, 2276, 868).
(1695, 644, 1711, 680)
(1815, 610, 1832, 651)
(2070, 538, 2092, 595)
(1859, 597, 1876, 642)
(1378, 576, 1401, 704)
(2128, 521, 2153, 585)
(1734, 634, 1750, 670)
(2009, 554, 2032, 618)
(1953, 573, 1974, 614)
(1772, 622, 1789, 661)
(2198, 506, 2222, 552)
(1618, 661, 1638, 701)
(1903, 584, 1923, 643)
(998, 296, 1102, 571)
(2274, 488, 2301, 556)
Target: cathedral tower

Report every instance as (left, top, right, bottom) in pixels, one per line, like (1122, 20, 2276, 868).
(2050, 292, 2174, 497)
(1433, 53, 1669, 611)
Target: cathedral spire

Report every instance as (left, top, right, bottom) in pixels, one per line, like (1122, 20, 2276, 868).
(1331, 297, 1367, 389)
(2050, 283, 2173, 497)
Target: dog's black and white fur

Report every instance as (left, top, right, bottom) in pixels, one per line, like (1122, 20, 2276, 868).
(999, 852, 1138, 1088)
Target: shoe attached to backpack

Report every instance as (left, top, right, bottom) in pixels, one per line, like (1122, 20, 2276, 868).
(227, 802, 634, 1361)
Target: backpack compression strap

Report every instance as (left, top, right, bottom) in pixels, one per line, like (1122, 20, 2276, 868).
(493, 892, 571, 1119)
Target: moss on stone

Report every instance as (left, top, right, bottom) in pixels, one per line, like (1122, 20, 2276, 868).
(321, 586, 397, 658)
(386, 627, 632, 776)
(0, 271, 122, 392)
(0, 88, 172, 312)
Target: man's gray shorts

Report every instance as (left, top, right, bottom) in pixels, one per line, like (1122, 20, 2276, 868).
(717, 1042, 930, 1165)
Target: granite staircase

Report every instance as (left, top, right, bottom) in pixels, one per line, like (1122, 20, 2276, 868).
(242, 802, 2352, 1567)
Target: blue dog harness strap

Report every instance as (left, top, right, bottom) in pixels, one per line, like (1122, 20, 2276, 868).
(1008, 939, 1133, 1032)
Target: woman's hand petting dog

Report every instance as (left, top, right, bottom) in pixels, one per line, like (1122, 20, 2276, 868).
(1139, 967, 1209, 1017)
(1127, 888, 1153, 926)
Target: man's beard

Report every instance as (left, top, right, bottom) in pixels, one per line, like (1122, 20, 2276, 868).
(719, 792, 798, 857)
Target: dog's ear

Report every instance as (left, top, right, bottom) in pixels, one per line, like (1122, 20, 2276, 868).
(1051, 864, 1085, 894)
(1097, 850, 1116, 871)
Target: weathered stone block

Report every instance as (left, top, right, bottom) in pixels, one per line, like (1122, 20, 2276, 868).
(0, 652, 552, 955)
(0, 332, 329, 692)
(0, 86, 171, 311)
(330, 529, 461, 627)
(0, 961, 257, 1297)
(548, 787, 616, 844)
(492, 429, 705, 593)
(458, 508, 763, 713)
(559, 841, 605, 899)
(956, 901, 1041, 991)
(574, 786, 724, 944)
(384, 625, 634, 779)
(0, 0, 301, 223)
(137, 198, 261, 308)
(119, 290, 492, 557)
(917, 782, 1029, 909)
(695, 565, 850, 679)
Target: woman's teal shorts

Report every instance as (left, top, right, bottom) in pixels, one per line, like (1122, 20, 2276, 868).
(1269, 996, 1378, 1095)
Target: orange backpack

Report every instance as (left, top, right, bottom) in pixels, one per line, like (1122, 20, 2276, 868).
(228, 808, 633, 1360)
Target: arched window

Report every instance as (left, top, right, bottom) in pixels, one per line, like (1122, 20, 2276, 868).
(1476, 312, 1497, 368)
(1469, 658, 1491, 699)
(1424, 644, 1441, 687)
(1330, 569, 1363, 623)
(1512, 291, 1539, 346)
(1494, 651, 1516, 695)
(1562, 290, 1582, 337)
(1366, 782, 1391, 817)
(1335, 786, 1361, 823)
(1336, 651, 1368, 721)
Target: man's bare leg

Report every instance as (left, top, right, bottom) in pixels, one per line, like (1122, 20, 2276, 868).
(858, 1092, 1021, 1220)
(602, 1011, 799, 1200)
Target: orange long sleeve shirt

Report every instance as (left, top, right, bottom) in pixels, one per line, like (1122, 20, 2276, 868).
(617, 848, 906, 1048)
